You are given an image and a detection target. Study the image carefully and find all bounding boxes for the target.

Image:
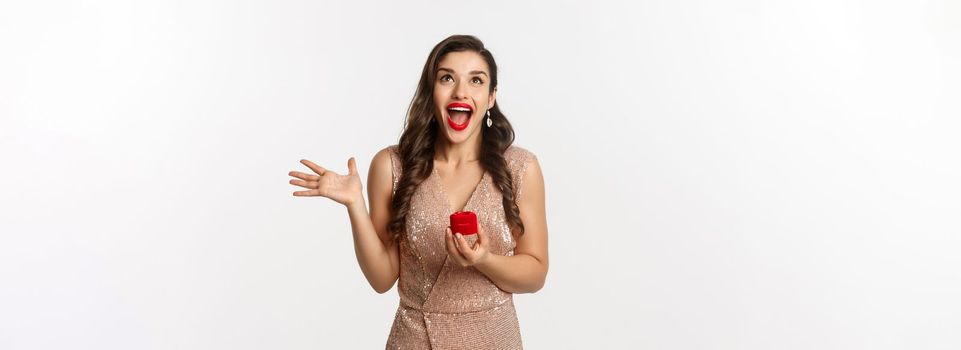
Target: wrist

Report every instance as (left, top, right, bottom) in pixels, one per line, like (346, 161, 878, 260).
(474, 251, 496, 270)
(345, 197, 367, 212)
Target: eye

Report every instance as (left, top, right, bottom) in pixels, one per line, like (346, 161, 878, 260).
(440, 74, 453, 83)
(471, 77, 484, 84)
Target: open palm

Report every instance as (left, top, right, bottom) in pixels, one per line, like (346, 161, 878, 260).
(288, 157, 363, 206)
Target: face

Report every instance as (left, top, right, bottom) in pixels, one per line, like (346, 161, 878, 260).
(433, 51, 496, 144)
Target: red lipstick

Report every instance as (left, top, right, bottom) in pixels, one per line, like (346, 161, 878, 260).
(446, 102, 473, 131)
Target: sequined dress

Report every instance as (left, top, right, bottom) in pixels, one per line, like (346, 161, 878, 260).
(385, 144, 537, 349)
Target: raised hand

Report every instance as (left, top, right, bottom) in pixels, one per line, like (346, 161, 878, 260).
(288, 157, 363, 207)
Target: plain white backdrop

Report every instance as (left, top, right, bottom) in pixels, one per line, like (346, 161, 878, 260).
(1, 0, 959, 349)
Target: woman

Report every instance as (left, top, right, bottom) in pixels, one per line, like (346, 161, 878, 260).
(288, 35, 548, 349)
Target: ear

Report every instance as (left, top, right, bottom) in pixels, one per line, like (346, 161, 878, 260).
(488, 87, 497, 111)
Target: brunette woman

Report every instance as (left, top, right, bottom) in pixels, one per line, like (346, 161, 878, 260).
(288, 35, 548, 349)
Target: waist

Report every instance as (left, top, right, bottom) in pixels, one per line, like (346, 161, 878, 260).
(399, 295, 514, 315)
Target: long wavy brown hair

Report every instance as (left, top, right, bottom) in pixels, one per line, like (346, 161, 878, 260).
(388, 34, 524, 241)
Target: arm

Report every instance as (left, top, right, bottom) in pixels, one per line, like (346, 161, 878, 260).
(449, 157, 549, 294)
(290, 149, 399, 293)
(350, 148, 400, 293)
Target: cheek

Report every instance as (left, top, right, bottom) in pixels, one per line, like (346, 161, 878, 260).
(473, 87, 490, 101)
(433, 86, 448, 111)
(474, 94, 489, 108)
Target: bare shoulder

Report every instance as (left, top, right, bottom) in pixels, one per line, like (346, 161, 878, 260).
(375, 144, 398, 160)
(367, 145, 398, 246)
(370, 145, 397, 173)
(368, 145, 397, 196)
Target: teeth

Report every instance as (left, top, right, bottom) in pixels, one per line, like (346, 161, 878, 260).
(449, 107, 472, 112)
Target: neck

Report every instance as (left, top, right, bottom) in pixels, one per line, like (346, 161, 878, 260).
(434, 131, 483, 164)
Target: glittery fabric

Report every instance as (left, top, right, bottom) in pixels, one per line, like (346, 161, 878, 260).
(385, 145, 536, 350)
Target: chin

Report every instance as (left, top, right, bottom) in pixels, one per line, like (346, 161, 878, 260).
(444, 130, 471, 144)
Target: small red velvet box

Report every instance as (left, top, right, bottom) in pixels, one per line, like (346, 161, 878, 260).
(449, 211, 478, 235)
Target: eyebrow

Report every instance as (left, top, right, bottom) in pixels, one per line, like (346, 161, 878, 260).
(437, 67, 489, 77)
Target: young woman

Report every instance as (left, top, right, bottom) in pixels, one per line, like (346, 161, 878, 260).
(288, 35, 548, 349)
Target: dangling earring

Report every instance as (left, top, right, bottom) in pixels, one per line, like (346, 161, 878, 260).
(486, 109, 493, 127)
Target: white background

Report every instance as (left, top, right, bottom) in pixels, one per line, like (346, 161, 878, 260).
(2, 0, 959, 349)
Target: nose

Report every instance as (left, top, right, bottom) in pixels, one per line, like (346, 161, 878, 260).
(452, 80, 469, 100)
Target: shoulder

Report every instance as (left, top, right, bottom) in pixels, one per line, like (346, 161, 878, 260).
(370, 145, 399, 180)
(505, 144, 534, 157)
(503, 145, 541, 199)
(373, 144, 396, 165)
(504, 144, 538, 173)
(385, 144, 400, 155)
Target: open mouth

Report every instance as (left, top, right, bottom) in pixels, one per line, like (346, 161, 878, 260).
(446, 102, 473, 131)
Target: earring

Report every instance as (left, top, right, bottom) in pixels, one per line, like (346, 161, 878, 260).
(486, 110, 492, 127)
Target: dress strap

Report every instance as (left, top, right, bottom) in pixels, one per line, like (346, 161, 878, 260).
(505, 145, 537, 201)
(387, 145, 402, 195)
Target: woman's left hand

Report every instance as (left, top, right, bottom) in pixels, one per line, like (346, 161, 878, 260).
(445, 225, 491, 267)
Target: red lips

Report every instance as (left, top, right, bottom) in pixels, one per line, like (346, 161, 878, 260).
(447, 102, 473, 110)
(446, 102, 473, 131)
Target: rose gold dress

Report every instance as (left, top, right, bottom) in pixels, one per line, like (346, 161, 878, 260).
(385, 144, 537, 350)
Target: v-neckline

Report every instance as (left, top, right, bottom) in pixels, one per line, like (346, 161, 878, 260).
(431, 164, 486, 214)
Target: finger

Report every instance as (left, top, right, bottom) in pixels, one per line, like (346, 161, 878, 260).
(449, 251, 468, 267)
(347, 157, 358, 175)
(461, 234, 479, 253)
(446, 229, 465, 257)
(292, 189, 318, 196)
(445, 228, 458, 254)
(456, 234, 482, 262)
(445, 229, 469, 265)
(454, 233, 472, 255)
(288, 171, 320, 181)
(300, 159, 328, 176)
(476, 225, 487, 246)
(288, 179, 318, 189)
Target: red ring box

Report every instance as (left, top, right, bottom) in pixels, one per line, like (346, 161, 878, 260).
(449, 211, 478, 235)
